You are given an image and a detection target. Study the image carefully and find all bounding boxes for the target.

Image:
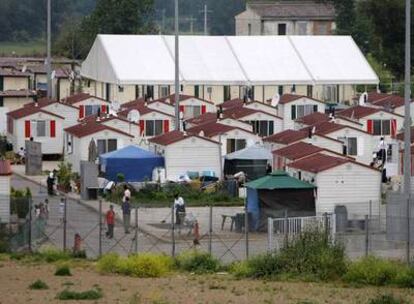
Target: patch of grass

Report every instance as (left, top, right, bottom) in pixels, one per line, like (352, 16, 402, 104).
(176, 251, 221, 274)
(39, 246, 72, 263)
(368, 294, 408, 304)
(28, 279, 49, 290)
(55, 264, 72, 276)
(208, 282, 227, 290)
(56, 288, 103, 301)
(97, 253, 174, 278)
(343, 256, 401, 286)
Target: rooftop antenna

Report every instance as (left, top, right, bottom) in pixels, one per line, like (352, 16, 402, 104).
(127, 109, 140, 123)
(271, 93, 280, 108)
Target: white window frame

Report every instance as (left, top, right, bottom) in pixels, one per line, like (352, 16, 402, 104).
(145, 120, 163, 137)
(31, 120, 49, 138)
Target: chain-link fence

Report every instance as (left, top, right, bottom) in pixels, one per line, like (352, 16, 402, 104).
(4, 194, 414, 263)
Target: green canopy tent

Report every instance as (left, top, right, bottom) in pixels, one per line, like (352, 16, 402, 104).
(246, 171, 316, 231)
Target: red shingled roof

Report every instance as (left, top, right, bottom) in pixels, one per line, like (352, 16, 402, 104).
(224, 106, 282, 120)
(118, 102, 174, 118)
(295, 112, 330, 126)
(149, 130, 219, 146)
(64, 120, 133, 138)
(0, 160, 12, 176)
(61, 93, 109, 105)
(263, 129, 307, 144)
(186, 112, 218, 125)
(155, 94, 214, 105)
(121, 98, 145, 109)
(371, 95, 412, 109)
(308, 121, 346, 135)
(288, 153, 349, 173)
(278, 94, 324, 105)
(337, 105, 380, 119)
(367, 91, 390, 102)
(187, 122, 254, 138)
(273, 142, 324, 160)
(0, 89, 36, 97)
(0, 68, 30, 77)
(7, 106, 64, 120)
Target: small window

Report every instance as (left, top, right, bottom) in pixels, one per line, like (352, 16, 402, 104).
(118, 86, 124, 93)
(35, 120, 46, 137)
(297, 22, 307, 35)
(347, 138, 357, 156)
(183, 105, 201, 120)
(373, 120, 382, 136)
(97, 139, 106, 156)
(146, 86, 154, 99)
(160, 86, 169, 98)
(382, 120, 391, 135)
(85, 105, 100, 116)
(66, 133, 73, 154)
(224, 85, 231, 101)
(248, 23, 252, 35)
(307, 85, 313, 97)
(278, 23, 287, 35)
(291, 84, 296, 93)
(373, 120, 391, 136)
(226, 139, 246, 154)
(107, 139, 117, 152)
(278, 86, 284, 96)
(194, 85, 200, 98)
(145, 120, 163, 137)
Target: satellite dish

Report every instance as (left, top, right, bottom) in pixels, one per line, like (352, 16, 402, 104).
(246, 138, 255, 147)
(51, 70, 56, 80)
(111, 100, 121, 112)
(165, 98, 170, 104)
(271, 93, 280, 107)
(359, 92, 368, 106)
(311, 126, 316, 134)
(127, 109, 140, 123)
(198, 130, 205, 137)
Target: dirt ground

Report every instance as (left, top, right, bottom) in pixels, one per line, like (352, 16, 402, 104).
(0, 258, 414, 304)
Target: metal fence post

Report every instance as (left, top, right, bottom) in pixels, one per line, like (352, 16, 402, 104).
(267, 217, 273, 252)
(284, 210, 288, 248)
(171, 203, 175, 257)
(244, 196, 249, 259)
(365, 215, 369, 257)
(28, 197, 32, 252)
(323, 212, 329, 244)
(98, 200, 102, 258)
(63, 197, 67, 251)
(407, 198, 411, 265)
(134, 206, 138, 253)
(208, 203, 213, 255)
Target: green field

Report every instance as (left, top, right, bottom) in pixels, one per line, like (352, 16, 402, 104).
(0, 41, 45, 57)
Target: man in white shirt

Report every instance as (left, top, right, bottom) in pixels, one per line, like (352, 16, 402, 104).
(174, 194, 186, 225)
(378, 137, 387, 165)
(123, 185, 131, 202)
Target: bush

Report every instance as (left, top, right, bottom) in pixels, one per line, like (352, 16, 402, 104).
(228, 260, 254, 279)
(38, 246, 72, 263)
(176, 251, 220, 274)
(96, 253, 120, 273)
(368, 294, 408, 304)
(55, 265, 72, 276)
(56, 288, 103, 300)
(394, 267, 414, 288)
(278, 228, 346, 281)
(29, 279, 49, 290)
(343, 256, 401, 286)
(97, 253, 174, 278)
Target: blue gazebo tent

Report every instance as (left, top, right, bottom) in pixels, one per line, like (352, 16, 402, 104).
(99, 145, 164, 182)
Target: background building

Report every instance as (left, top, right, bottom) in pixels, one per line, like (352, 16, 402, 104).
(235, 0, 336, 36)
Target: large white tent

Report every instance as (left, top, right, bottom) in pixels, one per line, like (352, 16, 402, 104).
(81, 34, 379, 86)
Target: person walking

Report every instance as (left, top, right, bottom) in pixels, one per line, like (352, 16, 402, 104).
(105, 205, 115, 239)
(47, 171, 55, 195)
(174, 194, 186, 226)
(123, 185, 131, 202)
(122, 197, 131, 234)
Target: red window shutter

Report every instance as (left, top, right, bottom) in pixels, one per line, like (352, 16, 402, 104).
(50, 120, 56, 138)
(79, 105, 85, 119)
(201, 105, 206, 114)
(163, 120, 169, 133)
(101, 105, 107, 114)
(391, 119, 397, 137)
(139, 120, 145, 135)
(179, 105, 184, 113)
(367, 119, 373, 134)
(25, 120, 31, 138)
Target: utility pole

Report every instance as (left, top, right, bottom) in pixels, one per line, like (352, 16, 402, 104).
(200, 4, 212, 35)
(174, 0, 180, 130)
(403, 0, 411, 264)
(46, 0, 52, 99)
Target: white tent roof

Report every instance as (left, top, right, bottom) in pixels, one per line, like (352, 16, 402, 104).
(81, 35, 379, 86)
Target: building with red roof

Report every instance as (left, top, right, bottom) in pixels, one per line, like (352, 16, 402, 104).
(285, 152, 381, 218)
(148, 130, 221, 181)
